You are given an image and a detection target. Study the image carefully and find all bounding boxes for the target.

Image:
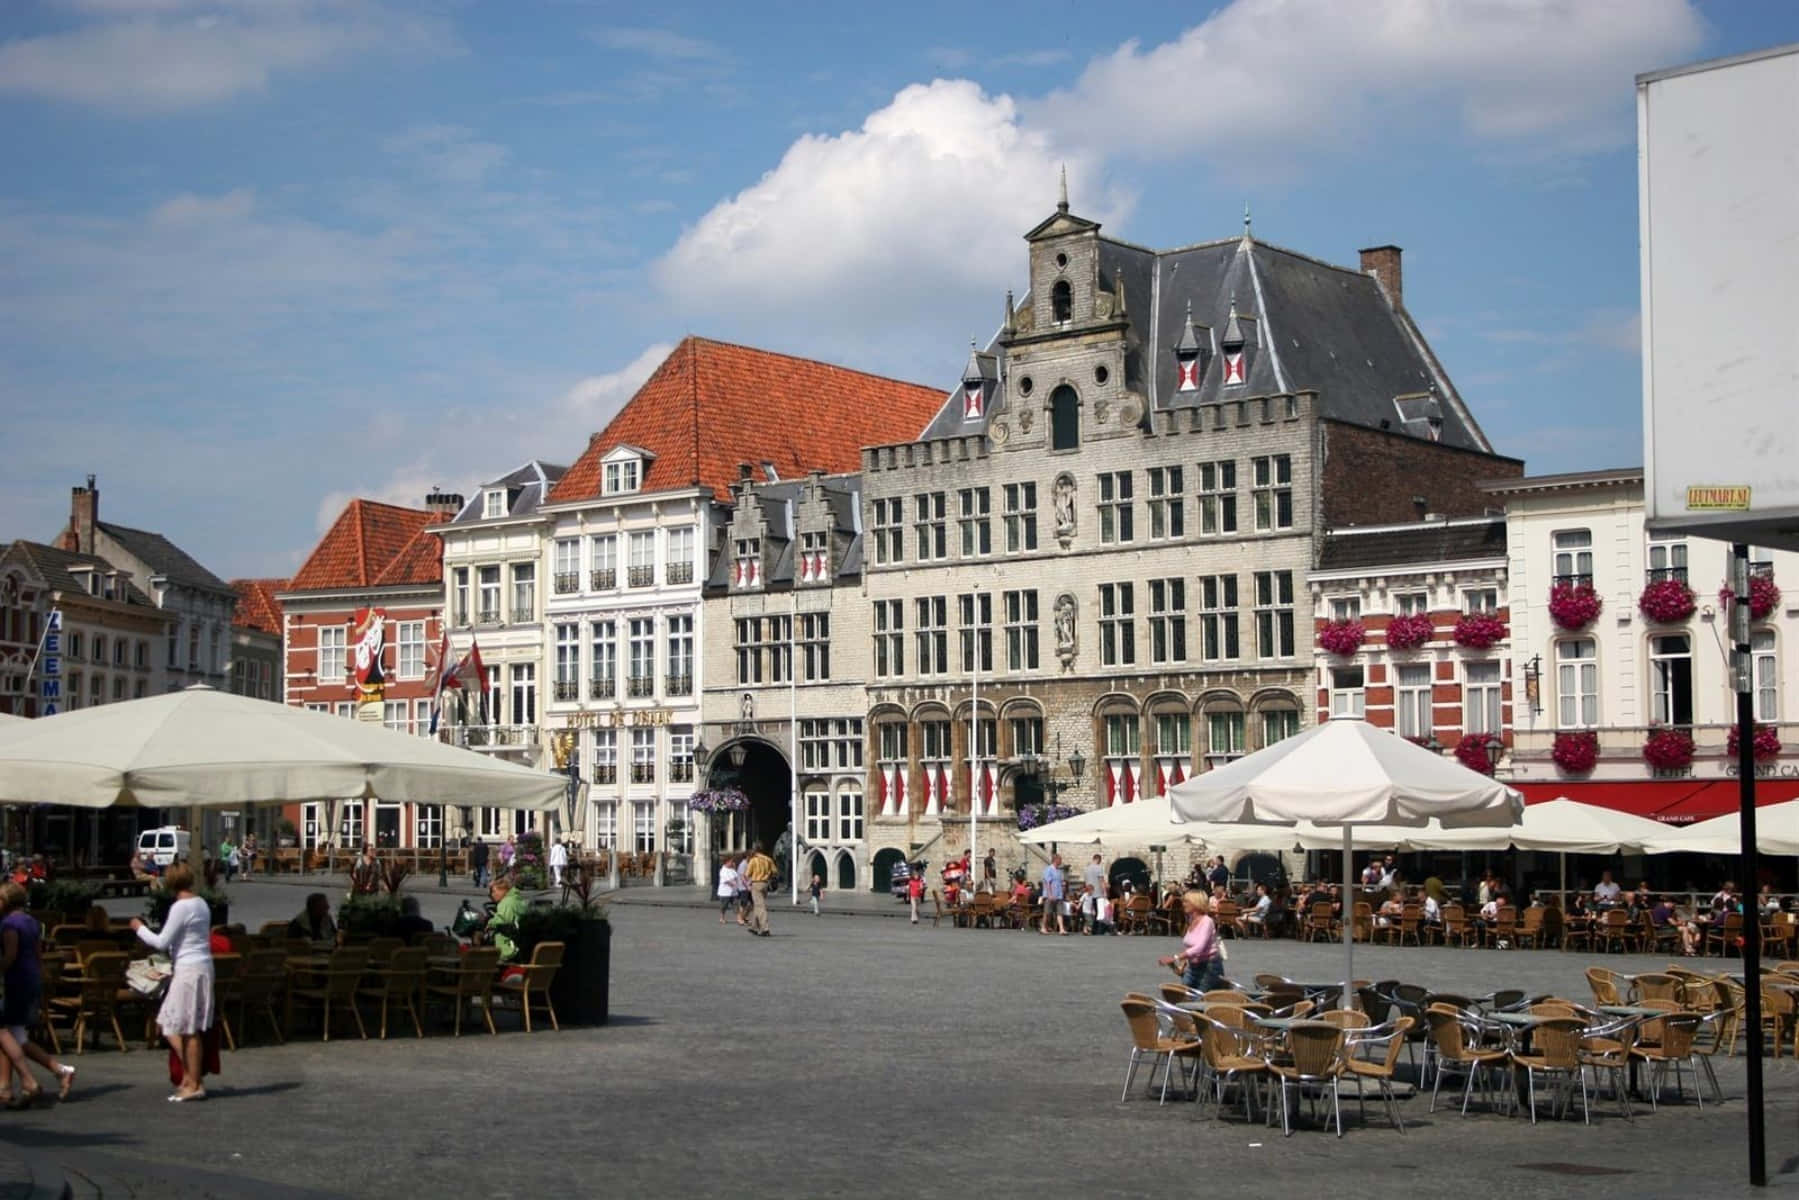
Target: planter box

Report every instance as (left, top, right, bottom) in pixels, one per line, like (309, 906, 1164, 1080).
(547, 919, 611, 1026)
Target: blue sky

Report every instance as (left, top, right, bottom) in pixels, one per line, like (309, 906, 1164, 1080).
(2, 0, 1794, 579)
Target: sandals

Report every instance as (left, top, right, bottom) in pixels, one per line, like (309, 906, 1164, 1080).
(56, 1065, 75, 1101)
(167, 1088, 207, 1103)
(5, 1086, 42, 1110)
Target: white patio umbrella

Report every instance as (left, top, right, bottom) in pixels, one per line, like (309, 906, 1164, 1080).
(1169, 719, 1522, 1004)
(1641, 797, 1799, 856)
(1017, 795, 1278, 848)
(0, 686, 565, 814)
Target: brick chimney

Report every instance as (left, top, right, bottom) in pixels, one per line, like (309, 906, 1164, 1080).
(69, 474, 98, 554)
(424, 488, 464, 520)
(1359, 245, 1403, 309)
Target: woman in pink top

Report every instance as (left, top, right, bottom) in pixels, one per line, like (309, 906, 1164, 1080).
(1159, 890, 1224, 991)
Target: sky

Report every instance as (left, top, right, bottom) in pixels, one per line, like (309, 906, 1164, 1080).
(2, 0, 1795, 581)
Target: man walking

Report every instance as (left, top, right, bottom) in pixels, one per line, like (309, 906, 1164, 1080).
(548, 838, 568, 887)
(470, 839, 490, 888)
(1040, 854, 1068, 936)
(743, 842, 777, 937)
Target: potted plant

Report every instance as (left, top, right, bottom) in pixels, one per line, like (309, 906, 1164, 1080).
(1551, 730, 1599, 775)
(1452, 612, 1507, 650)
(1643, 726, 1696, 771)
(1454, 734, 1500, 776)
(28, 878, 99, 924)
(1016, 803, 1081, 831)
(1319, 619, 1366, 657)
(510, 830, 547, 890)
(688, 788, 751, 815)
(515, 865, 611, 1026)
(1719, 574, 1782, 622)
(1638, 577, 1697, 623)
(1726, 723, 1782, 763)
(337, 893, 403, 939)
(1547, 580, 1603, 631)
(1384, 613, 1435, 651)
(275, 818, 298, 848)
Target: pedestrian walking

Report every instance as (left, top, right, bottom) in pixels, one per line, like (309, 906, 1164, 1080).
(129, 864, 215, 1102)
(742, 843, 777, 937)
(717, 854, 741, 924)
(549, 838, 568, 887)
(1159, 890, 1225, 992)
(907, 871, 925, 924)
(1040, 854, 1068, 935)
(470, 840, 490, 888)
(0, 881, 74, 1106)
(808, 873, 823, 916)
(498, 834, 516, 876)
(219, 838, 238, 884)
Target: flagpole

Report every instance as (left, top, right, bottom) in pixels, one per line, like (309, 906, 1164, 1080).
(970, 585, 980, 885)
(789, 589, 800, 907)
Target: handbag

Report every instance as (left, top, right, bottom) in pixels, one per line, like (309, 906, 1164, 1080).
(126, 955, 173, 1000)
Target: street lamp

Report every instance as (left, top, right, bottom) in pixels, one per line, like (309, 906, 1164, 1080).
(1020, 736, 1087, 856)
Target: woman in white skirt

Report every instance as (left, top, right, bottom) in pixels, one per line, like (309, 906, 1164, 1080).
(129, 863, 214, 1102)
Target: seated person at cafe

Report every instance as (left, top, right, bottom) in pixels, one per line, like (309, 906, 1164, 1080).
(393, 895, 435, 943)
(1593, 870, 1622, 906)
(1421, 890, 1442, 926)
(1009, 875, 1033, 905)
(1244, 883, 1274, 931)
(485, 878, 527, 962)
(1423, 873, 1448, 906)
(287, 892, 338, 943)
(1760, 883, 1784, 917)
(128, 850, 155, 882)
(1376, 891, 1406, 927)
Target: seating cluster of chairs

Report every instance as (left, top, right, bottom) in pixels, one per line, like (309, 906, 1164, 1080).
(938, 888, 1181, 933)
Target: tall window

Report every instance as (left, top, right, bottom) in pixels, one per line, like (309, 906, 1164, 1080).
(670, 725, 695, 783)
(799, 613, 830, 682)
(958, 593, 993, 673)
(915, 596, 948, 675)
(1647, 529, 1688, 583)
(452, 567, 470, 626)
(913, 493, 947, 561)
(1098, 582, 1135, 666)
(592, 730, 617, 785)
(838, 791, 864, 841)
(317, 626, 346, 681)
(383, 700, 409, 733)
(1396, 664, 1432, 738)
(1148, 578, 1186, 664)
(1198, 575, 1240, 661)
(1251, 454, 1293, 531)
(1104, 713, 1140, 760)
(554, 624, 580, 699)
(1098, 472, 1134, 544)
(1262, 710, 1300, 746)
(958, 488, 992, 556)
(1552, 529, 1593, 585)
(805, 790, 831, 842)
(553, 539, 580, 594)
(666, 615, 694, 694)
(477, 566, 501, 622)
(1254, 571, 1295, 659)
(1330, 666, 1365, 718)
(1198, 460, 1238, 535)
(666, 526, 696, 585)
(630, 728, 656, 784)
(1206, 712, 1244, 762)
(1003, 589, 1039, 671)
(1050, 386, 1079, 450)
(1649, 634, 1693, 726)
(511, 564, 536, 621)
(509, 663, 536, 726)
(590, 535, 617, 590)
(766, 614, 792, 684)
(416, 805, 443, 850)
(1147, 466, 1184, 539)
(872, 498, 904, 564)
(483, 665, 501, 725)
(1051, 280, 1072, 323)
(1011, 716, 1043, 758)
(1157, 712, 1192, 757)
(1556, 638, 1598, 727)
(1753, 631, 1779, 722)
(628, 532, 655, 587)
(628, 618, 655, 696)
(878, 724, 908, 767)
(396, 621, 425, 679)
(1464, 661, 1502, 735)
(482, 489, 506, 519)
(873, 600, 903, 677)
(590, 620, 617, 698)
(591, 801, 617, 849)
(1002, 482, 1038, 552)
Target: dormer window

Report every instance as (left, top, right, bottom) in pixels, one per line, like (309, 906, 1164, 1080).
(605, 459, 640, 495)
(482, 489, 507, 519)
(733, 538, 761, 590)
(1051, 280, 1073, 324)
(799, 531, 830, 584)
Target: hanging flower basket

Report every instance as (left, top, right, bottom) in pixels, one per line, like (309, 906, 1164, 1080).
(688, 788, 751, 813)
(1016, 803, 1081, 831)
(1319, 619, 1366, 657)
(1638, 577, 1697, 623)
(1454, 735, 1500, 776)
(1551, 730, 1599, 774)
(1726, 723, 1782, 763)
(1384, 613, 1435, 651)
(1719, 573, 1782, 622)
(1547, 581, 1603, 631)
(1642, 727, 1696, 770)
(1452, 612, 1507, 650)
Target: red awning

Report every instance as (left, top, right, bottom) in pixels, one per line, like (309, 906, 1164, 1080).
(1518, 779, 1799, 825)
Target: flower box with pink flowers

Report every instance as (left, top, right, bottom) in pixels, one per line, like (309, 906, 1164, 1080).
(1642, 726, 1695, 771)
(1452, 612, 1506, 650)
(1638, 577, 1697, 624)
(1547, 581, 1603, 631)
(1319, 619, 1366, 657)
(1384, 613, 1435, 651)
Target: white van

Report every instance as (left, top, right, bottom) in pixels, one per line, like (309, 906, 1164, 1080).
(136, 827, 191, 869)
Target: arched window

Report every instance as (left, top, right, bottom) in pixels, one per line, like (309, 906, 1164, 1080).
(1051, 280, 1072, 323)
(1050, 385, 1079, 451)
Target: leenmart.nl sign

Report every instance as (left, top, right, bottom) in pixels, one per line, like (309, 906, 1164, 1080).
(37, 609, 63, 716)
(1685, 485, 1752, 511)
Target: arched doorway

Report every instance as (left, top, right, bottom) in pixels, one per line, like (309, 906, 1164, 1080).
(871, 847, 906, 895)
(807, 850, 827, 887)
(836, 850, 857, 891)
(1109, 856, 1150, 896)
(704, 738, 792, 856)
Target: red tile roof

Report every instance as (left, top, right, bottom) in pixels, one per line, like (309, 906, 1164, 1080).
(230, 578, 285, 634)
(547, 336, 945, 504)
(287, 500, 437, 592)
(372, 528, 444, 587)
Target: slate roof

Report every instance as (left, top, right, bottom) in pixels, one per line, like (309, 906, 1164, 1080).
(2, 540, 157, 608)
(926, 221, 1491, 454)
(93, 521, 232, 594)
(286, 500, 437, 592)
(446, 460, 567, 526)
(229, 578, 285, 634)
(1316, 517, 1508, 572)
(703, 474, 865, 591)
(548, 338, 943, 505)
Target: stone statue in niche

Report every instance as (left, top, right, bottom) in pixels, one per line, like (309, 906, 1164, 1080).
(740, 691, 755, 721)
(1054, 593, 1077, 670)
(1053, 472, 1076, 547)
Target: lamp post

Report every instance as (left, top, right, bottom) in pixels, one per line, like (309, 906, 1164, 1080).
(1021, 736, 1086, 857)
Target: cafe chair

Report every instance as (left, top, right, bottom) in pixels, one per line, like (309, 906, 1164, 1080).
(494, 941, 564, 1033)
(1511, 1016, 1589, 1124)
(428, 947, 501, 1037)
(358, 946, 428, 1039)
(1269, 1021, 1348, 1137)
(1425, 1006, 1511, 1116)
(1194, 1012, 1269, 1124)
(1344, 1017, 1414, 1131)
(1119, 996, 1202, 1104)
(284, 946, 369, 1042)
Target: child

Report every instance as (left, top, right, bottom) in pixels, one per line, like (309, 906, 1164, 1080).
(907, 872, 925, 925)
(808, 874, 823, 916)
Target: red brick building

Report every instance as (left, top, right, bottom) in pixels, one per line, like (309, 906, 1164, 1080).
(275, 494, 459, 851)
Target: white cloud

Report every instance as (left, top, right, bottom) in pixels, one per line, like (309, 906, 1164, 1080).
(0, 1, 450, 112)
(384, 124, 510, 184)
(555, 342, 675, 431)
(590, 27, 728, 62)
(1036, 0, 1706, 163)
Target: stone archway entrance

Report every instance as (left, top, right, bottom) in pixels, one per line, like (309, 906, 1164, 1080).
(871, 847, 906, 895)
(704, 738, 792, 858)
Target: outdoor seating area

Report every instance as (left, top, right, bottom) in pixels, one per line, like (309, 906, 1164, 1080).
(1116, 959, 1767, 1136)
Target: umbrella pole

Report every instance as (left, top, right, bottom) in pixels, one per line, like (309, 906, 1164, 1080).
(1342, 825, 1354, 1011)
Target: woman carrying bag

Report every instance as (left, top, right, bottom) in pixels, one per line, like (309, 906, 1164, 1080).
(1158, 890, 1225, 992)
(129, 864, 215, 1102)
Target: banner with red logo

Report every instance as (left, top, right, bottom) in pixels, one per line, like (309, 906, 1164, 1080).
(351, 606, 387, 699)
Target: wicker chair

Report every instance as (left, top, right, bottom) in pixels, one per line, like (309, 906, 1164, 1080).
(1485, 905, 1519, 949)
(1194, 1012, 1269, 1123)
(1632, 972, 1684, 1004)
(1585, 967, 1623, 1007)
(1636, 1013, 1706, 1110)
(1511, 1016, 1588, 1124)
(1119, 997, 1202, 1104)
(1159, 982, 1203, 1006)
(427, 947, 500, 1037)
(1424, 1006, 1511, 1115)
(284, 946, 369, 1041)
(1305, 903, 1337, 943)
(1514, 906, 1547, 949)
(1706, 911, 1744, 958)
(1442, 904, 1473, 948)
(1269, 1021, 1348, 1137)
(49, 951, 131, 1054)
(210, 953, 245, 1051)
(357, 946, 427, 1039)
(1578, 1016, 1638, 1122)
(1597, 909, 1633, 954)
(1345, 1017, 1415, 1131)
(238, 948, 289, 1044)
(495, 941, 565, 1033)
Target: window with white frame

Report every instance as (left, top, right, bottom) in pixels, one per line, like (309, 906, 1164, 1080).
(1148, 466, 1184, 539)
(590, 620, 616, 698)
(666, 526, 695, 585)
(1199, 575, 1240, 661)
(914, 597, 949, 675)
(553, 539, 580, 594)
(799, 612, 829, 682)
(1556, 638, 1598, 728)
(483, 489, 506, 519)
(416, 804, 443, 849)
(317, 626, 346, 681)
(1464, 661, 1502, 736)
(383, 700, 409, 734)
(397, 620, 425, 679)
(1552, 529, 1593, 585)
(1649, 634, 1694, 726)
(1099, 582, 1135, 666)
(1330, 667, 1366, 718)
(592, 729, 617, 785)
(554, 624, 580, 699)
(1251, 454, 1293, 530)
(913, 492, 947, 561)
(1262, 709, 1300, 746)
(873, 600, 903, 677)
(628, 532, 655, 587)
(1104, 713, 1140, 760)
(878, 722, 908, 772)
(1010, 715, 1043, 758)
(872, 497, 904, 564)
(1395, 591, 1430, 617)
(838, 790, 864, 841)
(921, 719, 952, 765)
(628, 618, 655, 696)
(1148, 578, 1186, 664)
(1647, 529, 1688, 583)
(1254, 571, 1295, 659)
(339, 801, 364, 848)
(591, 800, 618, 849)
(667, 615, 694, 694)
(1206, 711, 1244, 762)
(452, 567, 471, 626)
(633, 802, 655, 852)
(1157, 712, 1192, 757)
(766, 614, 791, 684)
(590, 535, 617, 590)
(1002, 482, 1037, 552)
(1329, 596, 1362, 622)
(1753, 630, 1779, 722)
(511, 564, 535, 622)
(670, 725, 694, 783)
(958, 592, 992, 673)
(1198, 460, 1238, 535)
(1003, 589, 1038, 671)
(1395, 664, 1432, 739)
(413, 698, 434, 735)
(958, 487, 992, 556)
(631, 727, 656, 784)
(1462, 587, 1497, 615)
(605, 458, 640, 495)
(806, 789, 831, 842)
(477, 566, 501, 621)
(1098, 471, 1134, 544)
(509, 663, 536, 726)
